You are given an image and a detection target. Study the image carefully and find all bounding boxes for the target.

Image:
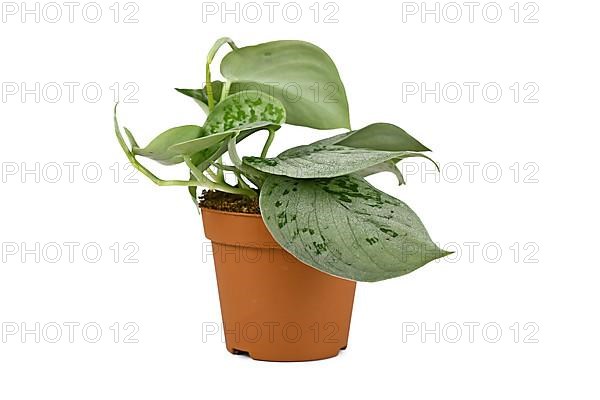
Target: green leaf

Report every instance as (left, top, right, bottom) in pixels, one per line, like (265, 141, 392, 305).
(243, 144, 435, 179)
(176, 81, 227, 114)
(203, 90, 286, 134)
(337, 123, 430, 152)
(169, 121, 275, 156)
(220, 40, 350, 130)
(113, 104, 202, 188)
(176, 81, 224, 106)
(132, 125, 205, 165)
(260, 174, 450, 282)
(176, 88, 211, 104)
(243, 122, 435, 180)
(168, 130, 235, 156)
(178, 88, 284, 176)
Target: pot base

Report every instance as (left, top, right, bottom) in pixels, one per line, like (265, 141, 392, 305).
(228, 345, 347, 362)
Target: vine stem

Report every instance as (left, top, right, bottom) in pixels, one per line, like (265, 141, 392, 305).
(216, 156, 225, 182)
(184, 156, 256, 198)
(205, 38, 237, 112)
(212, 162, 251, 190)
(221, 80, 232, 100)
(260, 128, 276, 158)
(227, 133, 243, 168)
(211, 162, 238, 172)
(205, 65, 215, 112)
(205, 166, 218, 181)
(234, 171, 251, 190)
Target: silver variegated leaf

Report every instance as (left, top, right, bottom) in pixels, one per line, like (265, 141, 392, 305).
(243, 122, 435, 180)
(260, 174, 450, 282)
(243, 145, 434, 179)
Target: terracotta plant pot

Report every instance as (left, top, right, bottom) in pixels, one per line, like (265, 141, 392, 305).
(201, 208, 357, 361)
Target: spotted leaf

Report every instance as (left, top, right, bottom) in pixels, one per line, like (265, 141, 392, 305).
(203, 90, 286, 134)
(260, 174, 450, 282)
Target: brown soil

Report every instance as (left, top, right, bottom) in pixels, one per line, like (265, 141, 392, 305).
(199, 189, 260, 214)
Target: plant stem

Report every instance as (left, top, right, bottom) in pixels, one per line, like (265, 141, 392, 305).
(227, 134, 243, 168)
(216, 156, 225, 182)
(211, 162, 249, 190)
(205, 166, 218, 181)
(205, 65, 215, 112)
(184, 156, 256, 198)
(260, 128, 276, 158)
(211, 162, 239, 173)
(234, 171, 251, 190)
(205, 38, 237, 112)
(221, 80, 232, 100)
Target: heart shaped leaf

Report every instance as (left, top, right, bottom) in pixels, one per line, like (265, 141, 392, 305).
(260, 174, 450, 282)
(132, 125, 204, 165)
(220, 40, 350, 130)
(203, 90, 286, 134)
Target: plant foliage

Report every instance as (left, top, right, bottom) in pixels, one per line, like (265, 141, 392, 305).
(114, 37, 450, 282)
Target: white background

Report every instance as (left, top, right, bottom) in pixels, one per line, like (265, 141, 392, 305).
(1, 0, 599, 398)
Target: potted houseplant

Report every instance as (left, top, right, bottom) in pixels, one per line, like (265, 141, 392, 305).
(113, 37, 451, 361)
